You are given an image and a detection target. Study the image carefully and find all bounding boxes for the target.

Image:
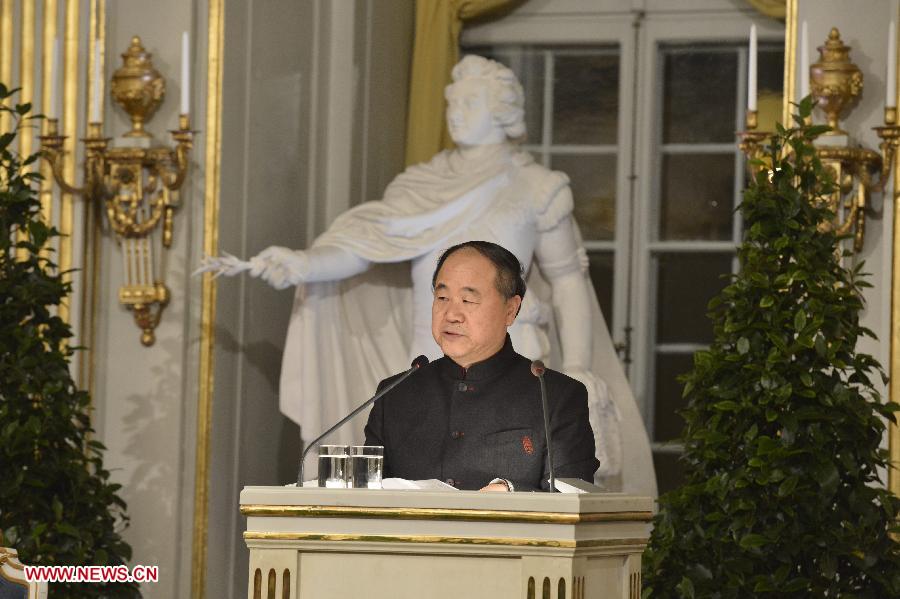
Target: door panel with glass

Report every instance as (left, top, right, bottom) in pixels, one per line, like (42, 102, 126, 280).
(464, 6, 784, 494)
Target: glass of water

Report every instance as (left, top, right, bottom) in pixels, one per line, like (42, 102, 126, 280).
(349, 446, 384, 489)
(317, 445, 349, 488)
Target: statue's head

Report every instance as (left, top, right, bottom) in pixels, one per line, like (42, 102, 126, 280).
(445, 55, 525, 146)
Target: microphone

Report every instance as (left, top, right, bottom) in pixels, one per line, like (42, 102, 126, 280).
(297, 355, 429, 486)
(531, 360, 556, 493)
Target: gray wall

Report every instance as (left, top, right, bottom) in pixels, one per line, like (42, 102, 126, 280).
(91, 1, 412, 597)
(96, 2, 204, 598)
(208, 1, 413, 597)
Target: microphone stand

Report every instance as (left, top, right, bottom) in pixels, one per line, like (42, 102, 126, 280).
(531, 360, 556, 493)
(297, 356, 428, 486)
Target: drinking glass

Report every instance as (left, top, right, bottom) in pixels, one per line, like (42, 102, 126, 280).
(349, 446, 384, 489)
(317, 445, 349, 488)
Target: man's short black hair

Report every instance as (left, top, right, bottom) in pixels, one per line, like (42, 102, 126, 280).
(431, 240, 527, 302)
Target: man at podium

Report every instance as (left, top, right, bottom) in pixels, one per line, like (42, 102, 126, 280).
(364, 241, 599, 492)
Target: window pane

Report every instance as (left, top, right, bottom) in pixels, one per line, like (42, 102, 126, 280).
(659, 153, 734, 241)
(552, 52, 618, 144)
(586, 251, 614, 324)
(465, 47, 545, 144)
(662, 48, 737, 144)
(551, 154, 616, 241)
(655, 252, 732, 344)
(653, 352, 694, 442)
(653, 451, 687, 495)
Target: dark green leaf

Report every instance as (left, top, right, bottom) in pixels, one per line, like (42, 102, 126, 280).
(676, 576, 695, 598)
(739, 533, 769, 549)
(777, 476, 799, 497)
(0, 90, 138, 597)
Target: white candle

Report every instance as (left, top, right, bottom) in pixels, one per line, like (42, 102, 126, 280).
(887, 21, 897, 107)
(49, 38, 60, 120)
(800, 21, 810, 99)
(91, 43, 101, 122)
(748, 24, 757, 111)
(180, 31, 190, 115)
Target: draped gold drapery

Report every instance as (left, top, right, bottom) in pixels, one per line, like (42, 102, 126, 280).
(404, 0, 522, 167)
(746, 0, 786, 20)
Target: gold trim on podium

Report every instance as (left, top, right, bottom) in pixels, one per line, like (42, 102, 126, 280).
(240, 504, 653, 524)
(242, 531, 648, 549)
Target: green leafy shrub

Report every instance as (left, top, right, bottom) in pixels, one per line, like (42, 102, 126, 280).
(642, 99, 900, 597)
(0, 85, 139, 598)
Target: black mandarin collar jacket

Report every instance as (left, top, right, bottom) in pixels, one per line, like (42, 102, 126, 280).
(364, 335, 599, 491)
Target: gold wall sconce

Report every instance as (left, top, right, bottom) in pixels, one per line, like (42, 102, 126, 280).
(40, 36, 195, 346)
(739, 27, 899, 253)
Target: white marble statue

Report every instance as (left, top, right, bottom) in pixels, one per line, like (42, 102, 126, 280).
(199, 55, 656, 496)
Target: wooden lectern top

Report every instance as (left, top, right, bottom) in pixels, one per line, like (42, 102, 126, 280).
(241, 486, 653, 523)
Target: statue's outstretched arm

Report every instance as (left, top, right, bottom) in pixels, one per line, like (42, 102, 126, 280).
(195, 245, 369, 290)
(534, 212, 592, 371)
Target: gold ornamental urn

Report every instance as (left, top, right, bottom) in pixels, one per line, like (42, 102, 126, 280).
(110, 36, 165, 138)
(809, 28, 862, 135)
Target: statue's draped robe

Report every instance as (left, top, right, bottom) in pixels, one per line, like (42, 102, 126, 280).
(282, 146, 657, 496)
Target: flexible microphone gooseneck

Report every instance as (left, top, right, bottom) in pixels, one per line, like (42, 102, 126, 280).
(297, 355, 430, 486)
(530, 360, 556, 493)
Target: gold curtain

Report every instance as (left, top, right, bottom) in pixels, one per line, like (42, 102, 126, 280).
(404, 0, 522, 167)
(746, 0, 786, 20)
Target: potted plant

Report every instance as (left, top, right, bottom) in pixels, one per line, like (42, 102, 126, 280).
(642, 99, 900, 597)
(0, 85, 139, 598)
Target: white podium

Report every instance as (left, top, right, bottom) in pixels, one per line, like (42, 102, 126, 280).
(241, 486, 653, 599)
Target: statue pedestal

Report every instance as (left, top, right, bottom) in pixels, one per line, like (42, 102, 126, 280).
(240, 486, 653, 598)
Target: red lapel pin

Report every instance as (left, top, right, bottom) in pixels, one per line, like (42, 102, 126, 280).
(522, 435, 534, 455)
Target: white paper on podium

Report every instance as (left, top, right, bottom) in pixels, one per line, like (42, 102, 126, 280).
(381, 478, 457, 491)
(293, 479, 457, 490)
(553, 478, 605, 494)
(292, 479, 602, 492)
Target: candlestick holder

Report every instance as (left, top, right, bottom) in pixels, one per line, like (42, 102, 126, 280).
(808, 28, 897, 252)
(40, 36, 196, 346)
(739, 27, 899, 254)
(870, 106, 900, 194)
(737, 110, 771, 176)
(810, 28, 863, 136)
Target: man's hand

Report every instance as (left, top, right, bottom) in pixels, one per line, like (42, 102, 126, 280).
(479, 482, 510, 492)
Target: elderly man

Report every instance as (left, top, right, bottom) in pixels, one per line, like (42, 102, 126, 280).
(364, 241, 598, 492)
